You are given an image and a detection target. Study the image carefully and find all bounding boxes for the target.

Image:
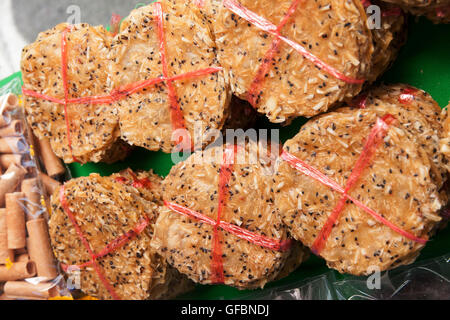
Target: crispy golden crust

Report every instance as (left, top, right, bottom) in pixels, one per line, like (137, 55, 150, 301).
(352, 84, 446, 189)
(275, 107, 443, 276)
(211, 0, 373, 123)
(110, 0, 230, 153)
(108, 169, 164, 205)
(21, 23, 120, 164)
(49, 173, 190, 300)
(152, 140, 307, 289)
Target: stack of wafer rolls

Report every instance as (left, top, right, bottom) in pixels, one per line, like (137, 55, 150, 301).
(0, 93, 63, 300)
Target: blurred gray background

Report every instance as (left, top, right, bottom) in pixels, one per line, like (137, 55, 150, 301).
(0, 0, 144, 79)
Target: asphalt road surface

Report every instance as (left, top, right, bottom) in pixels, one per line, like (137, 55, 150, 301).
(0, 0, 144, 78)
(12, 0, 143, 43)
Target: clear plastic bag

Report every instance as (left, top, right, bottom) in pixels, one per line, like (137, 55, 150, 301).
(245, 253, 450, 300)
(334, 253, 450, 300)
(240, 272, 337, 300)
(0, 77, 70, 300)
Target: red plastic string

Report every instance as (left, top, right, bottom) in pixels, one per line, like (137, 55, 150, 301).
(164, 201, 293, 252)
(281, 115, 428, 255)
(210, 145, 236, 283)
(59, 186, 121, 300)
(155, 2, 193, 152)
(23, 67, 221, 105)
(163, 146, 292, 283)
(398, 87, 419, 104)
(311, 115, 394, 254)
(193, 0, 205, 8)
(126, 169, 152, 189)
(61, 218, 149, 270)
(110, 14, 122, 35)
(61, 26, 80, 163)
(222, 0, 365, 108)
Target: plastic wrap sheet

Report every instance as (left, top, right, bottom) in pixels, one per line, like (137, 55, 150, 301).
(0, 76, 70, 300)
(245, 253, 450, 300)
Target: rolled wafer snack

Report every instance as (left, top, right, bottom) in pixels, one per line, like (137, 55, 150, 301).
(0, 261, 36, 281)
(26, 219, 57, 280)
(0, 164, 27, 207)
(16, 253, 29, 262)
(152, 140, 308, 289)
(0, 137, 28, 154)
(4, 281, 57, 300)
(0, 120, 25, 137)
(111, 0, 230, 153)
(37, 139, 65, 178)
(39, 173, 62, 196)
(0, 209, 14, 264)
(21, 178, 44, 221)
(207, 0, 373, 123)
(6, 192, 27, 249)
(275, 105, 443, 275)
(350, 84, 447, 189)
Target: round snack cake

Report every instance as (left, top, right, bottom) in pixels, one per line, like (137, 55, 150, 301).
(49, 172, 192, 300)
(151, 140, 308, 289)
(21, 23, 122, 164)
(350, 84, 447, 190)
(110, 0, 230, 153)
(275, 105, 443, 275)
(209, 0, 373, 122)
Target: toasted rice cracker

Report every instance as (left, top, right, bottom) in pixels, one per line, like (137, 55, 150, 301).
(110, 0, 230, 153)
(21, 23, 119, 164)
(49, 173, 191, 300)
(275, 108, 443, 275)
(210, 0, 373, 122)
(152, 140, 308, 289)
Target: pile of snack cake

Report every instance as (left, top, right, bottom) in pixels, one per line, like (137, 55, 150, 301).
(3, 0, 448, 299)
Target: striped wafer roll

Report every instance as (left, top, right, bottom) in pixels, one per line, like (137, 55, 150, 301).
(21, 178, 43, 221)
(3, 281, 57, 300)
(0, 120, 25, 137)
(0, 261, 36, 281)
(0, 209, 14, 264)
(26, 219, 58, 280)
(6, 192, 27, 249)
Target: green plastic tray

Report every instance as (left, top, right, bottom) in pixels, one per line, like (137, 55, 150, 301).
(1, 15, 449, 300)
